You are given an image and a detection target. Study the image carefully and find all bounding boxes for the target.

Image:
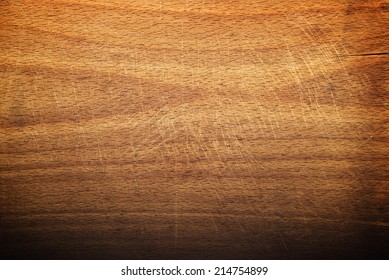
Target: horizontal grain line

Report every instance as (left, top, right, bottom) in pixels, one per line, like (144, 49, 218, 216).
(347, 52, 389, 57)
(22, 1, 348, 20)
(2, 211, 388, 228)
(1, 136, 386, 155)
(2, 156, 387, 172)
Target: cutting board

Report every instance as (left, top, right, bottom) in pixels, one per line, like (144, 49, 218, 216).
(0, 0, 388, 259)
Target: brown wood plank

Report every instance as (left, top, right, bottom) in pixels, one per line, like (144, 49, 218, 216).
(0, 0, 388, 259)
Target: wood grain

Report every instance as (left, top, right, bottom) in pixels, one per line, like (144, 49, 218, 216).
(0, 0, 388, 259)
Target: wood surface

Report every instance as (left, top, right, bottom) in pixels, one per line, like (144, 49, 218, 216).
(0, 0, 388, 259)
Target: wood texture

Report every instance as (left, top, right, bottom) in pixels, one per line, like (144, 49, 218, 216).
(0, 0, 388, 259)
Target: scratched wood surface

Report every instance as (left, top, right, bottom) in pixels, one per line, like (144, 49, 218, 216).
(0, 0, 388, 259)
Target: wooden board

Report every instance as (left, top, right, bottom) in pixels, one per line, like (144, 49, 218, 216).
(0, 0, 388, 259)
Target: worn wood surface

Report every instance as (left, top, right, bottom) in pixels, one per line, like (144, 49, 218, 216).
(0, 0, 388, 259)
